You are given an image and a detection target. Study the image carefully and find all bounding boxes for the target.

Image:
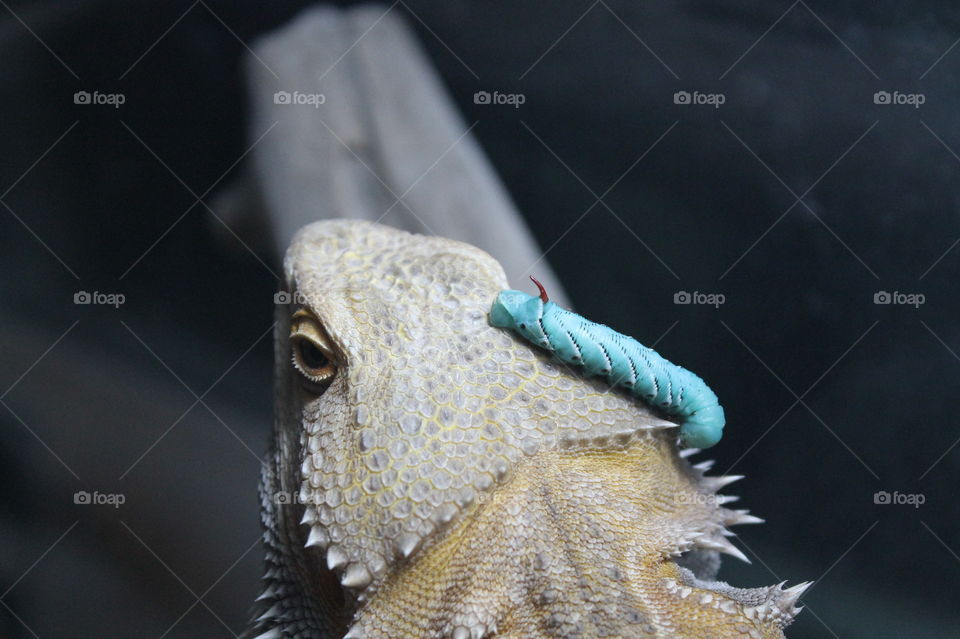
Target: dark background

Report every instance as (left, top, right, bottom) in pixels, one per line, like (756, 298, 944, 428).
(1, 1, 956, 637)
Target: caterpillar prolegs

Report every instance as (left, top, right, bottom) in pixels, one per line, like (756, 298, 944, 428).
(489, 277, 725, 448)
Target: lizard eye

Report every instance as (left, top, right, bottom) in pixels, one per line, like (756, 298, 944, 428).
(290, 309, 338, 391)
(297, 339, 328, 371)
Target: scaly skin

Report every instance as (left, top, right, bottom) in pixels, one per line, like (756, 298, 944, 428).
(245, 220, 808, 639)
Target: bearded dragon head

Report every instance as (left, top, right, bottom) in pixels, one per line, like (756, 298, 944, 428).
(248, 220, 808, 639)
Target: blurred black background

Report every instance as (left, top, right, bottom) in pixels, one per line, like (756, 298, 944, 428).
(2, 1, 957, 637)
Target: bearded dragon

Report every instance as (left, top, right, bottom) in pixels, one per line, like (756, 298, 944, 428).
(245, 220, 808, 638)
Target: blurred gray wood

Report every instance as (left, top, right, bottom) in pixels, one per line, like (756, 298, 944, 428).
(1, 317, 264, 637)
(244, 3, 569, 305)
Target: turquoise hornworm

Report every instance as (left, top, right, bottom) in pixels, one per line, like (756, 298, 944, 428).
(489, 277, 725, 448)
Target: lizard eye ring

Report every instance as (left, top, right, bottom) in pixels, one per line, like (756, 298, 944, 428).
(290, 309, 338, 390)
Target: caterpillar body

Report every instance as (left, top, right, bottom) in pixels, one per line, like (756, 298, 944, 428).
(489, 277, 725, 449)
